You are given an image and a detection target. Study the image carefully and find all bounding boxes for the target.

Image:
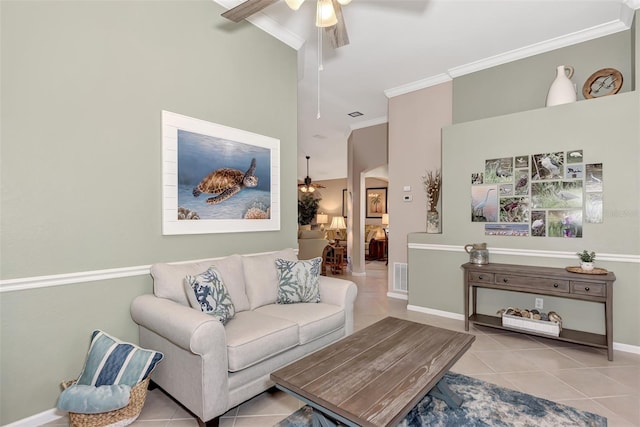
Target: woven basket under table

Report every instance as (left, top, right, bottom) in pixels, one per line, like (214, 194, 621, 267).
(61, 377, 150, 427)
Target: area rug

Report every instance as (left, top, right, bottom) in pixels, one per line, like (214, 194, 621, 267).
(274, 372, 606, 426)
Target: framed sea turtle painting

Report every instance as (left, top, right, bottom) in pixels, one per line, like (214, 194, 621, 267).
(162, 111, 280, 235)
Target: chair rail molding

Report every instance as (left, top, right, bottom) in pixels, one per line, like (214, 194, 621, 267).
(408, 243, 640, 264)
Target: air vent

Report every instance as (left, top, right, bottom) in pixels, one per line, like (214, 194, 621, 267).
(348, 111, 363, 117)
(393, 262, 408, 292)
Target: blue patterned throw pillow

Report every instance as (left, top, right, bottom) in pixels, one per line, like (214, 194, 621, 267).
(76, 330, 164, 387)
(275, 257, 322, 304)
(184, 267, 236, 324)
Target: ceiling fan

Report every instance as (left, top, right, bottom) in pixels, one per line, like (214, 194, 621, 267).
(221, 0, 351, 48)
(299, 156, 325, 193)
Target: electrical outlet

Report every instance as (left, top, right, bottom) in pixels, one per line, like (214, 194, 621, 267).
(535, 298, 544, 310)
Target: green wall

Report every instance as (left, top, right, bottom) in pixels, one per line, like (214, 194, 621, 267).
(408, 17, 639, 349)
(0, 0, 298, 423)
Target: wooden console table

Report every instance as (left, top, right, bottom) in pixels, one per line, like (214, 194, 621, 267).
(462, 262, 616, 360)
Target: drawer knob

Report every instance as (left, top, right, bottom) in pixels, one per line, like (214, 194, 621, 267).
(503, 278, 509, 283)
(585, 287, 590, 291)
(479, 275, 484, 280)
(553, 283, 559, 288)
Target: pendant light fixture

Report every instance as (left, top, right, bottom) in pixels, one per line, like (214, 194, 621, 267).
(284, 0, 305, 10)
(316, 0, 338, 27)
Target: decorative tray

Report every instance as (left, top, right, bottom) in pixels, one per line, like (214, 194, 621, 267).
(565, 266, 608, 275)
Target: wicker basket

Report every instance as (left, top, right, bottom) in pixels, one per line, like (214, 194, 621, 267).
(61, 378, 150, 427)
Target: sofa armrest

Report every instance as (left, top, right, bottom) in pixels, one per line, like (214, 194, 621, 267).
(318, 276, 358, 335)
(131, 294, 226, 355)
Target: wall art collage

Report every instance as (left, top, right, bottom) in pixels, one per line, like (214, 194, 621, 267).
(470, 150, 603, 238)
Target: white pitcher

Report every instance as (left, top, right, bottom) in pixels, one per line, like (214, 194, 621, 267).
(546, 65, 576, 107)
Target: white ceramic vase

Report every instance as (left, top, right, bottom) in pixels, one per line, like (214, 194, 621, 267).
(546, 65, 577, 107)
(580, 261, 594, 271)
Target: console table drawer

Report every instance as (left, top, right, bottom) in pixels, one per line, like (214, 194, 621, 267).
(571, 282, 606, 297)
(468, 271, 494, 284)
(495, 274, 569, 292)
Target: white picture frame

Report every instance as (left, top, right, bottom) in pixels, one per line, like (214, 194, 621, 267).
(162, 111, 280, 235)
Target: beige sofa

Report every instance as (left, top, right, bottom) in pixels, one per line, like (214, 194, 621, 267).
(297, 229, 329, 260)
(130, 249, 357, 426)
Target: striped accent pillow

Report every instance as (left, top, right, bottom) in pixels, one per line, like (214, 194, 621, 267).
(76, 330, 163, 387)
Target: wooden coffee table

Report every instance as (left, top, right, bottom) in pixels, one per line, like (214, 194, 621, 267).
(271, 317, 475, 427)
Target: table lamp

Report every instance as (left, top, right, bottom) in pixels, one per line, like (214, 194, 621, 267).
(328, 215, 346, 245)
(316, 213, 329, 231)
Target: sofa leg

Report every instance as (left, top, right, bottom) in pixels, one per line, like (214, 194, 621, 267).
(198, 417, 219, 427)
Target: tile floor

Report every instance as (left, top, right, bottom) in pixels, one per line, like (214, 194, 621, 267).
(47, 261, 640, 426)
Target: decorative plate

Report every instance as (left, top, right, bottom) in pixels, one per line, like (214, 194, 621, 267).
(582, 68, 623, 99)
(565, 266, 608, 275)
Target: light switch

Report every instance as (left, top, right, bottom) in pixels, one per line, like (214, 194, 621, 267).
(403, 195, 413, 202)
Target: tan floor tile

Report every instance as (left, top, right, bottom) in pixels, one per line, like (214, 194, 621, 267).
(473, 350, 540, 373)
(138, 389, 180, 421)
(595, 395, 640, 425)
(595, 366, 640, 393)
(555, 345, 640, 367)
(468, 333, 507, 351)
(552, 369, 637, 398)
(234, 414, 294, 426)
(489, 332, 549, 350)
(499, 371, 588, 400)
(450, 352, 496, 376)
(555, 398, 636, 427)
(236, 389, 301, 417)
(465, 373, 519, 391)
(517, 348, 587, 370)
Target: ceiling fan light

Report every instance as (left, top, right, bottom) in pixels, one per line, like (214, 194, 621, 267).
(300, 186, 308, 193)
(308, 186, 315, 193)
(285, 0, 305, 11)
(337, 0, 351, 4)
(316, 0, 337, 27)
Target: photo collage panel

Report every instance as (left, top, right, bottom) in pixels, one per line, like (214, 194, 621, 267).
(470, 149, 603, 238)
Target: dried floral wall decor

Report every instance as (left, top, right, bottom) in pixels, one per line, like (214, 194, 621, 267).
(470, 149, 603, 238)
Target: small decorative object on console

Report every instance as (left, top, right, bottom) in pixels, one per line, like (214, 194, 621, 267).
(576, 250, 596, 271)
(582, 68, 623, 99)
(498, 307, 562, 336)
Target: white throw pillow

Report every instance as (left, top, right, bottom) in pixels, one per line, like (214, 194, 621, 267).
(184, 267, 236, 324)
(275, 257, 322, 304)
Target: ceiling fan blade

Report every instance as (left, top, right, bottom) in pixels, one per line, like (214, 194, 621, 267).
(221, 0, 279, 23)
(325, 0, 349, 48)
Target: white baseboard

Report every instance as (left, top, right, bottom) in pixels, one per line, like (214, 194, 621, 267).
(4, 408, 65, 427)
(387, 292, 408, 300)
(407, 305, 640, 355)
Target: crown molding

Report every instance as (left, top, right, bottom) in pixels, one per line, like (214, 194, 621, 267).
(211, 0, 305, 50)
(384, 74, 452, 99)
(448, 19, 629, 78)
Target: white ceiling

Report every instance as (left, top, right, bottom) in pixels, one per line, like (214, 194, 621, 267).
(214, 0, 637, 181)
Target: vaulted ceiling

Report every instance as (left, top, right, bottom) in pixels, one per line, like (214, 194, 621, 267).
(214, 0, 637, 181)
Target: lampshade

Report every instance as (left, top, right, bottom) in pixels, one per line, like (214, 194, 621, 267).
(382, 213, 389, 226)
(329, 215, 346, 230)
(285, 0, 305, 10)
(316, 0, 337, 27)
(337, 0, 351, 4)
(316, 213, 329, 225)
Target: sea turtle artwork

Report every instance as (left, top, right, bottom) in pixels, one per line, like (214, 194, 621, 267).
(192, 158, 258, 205)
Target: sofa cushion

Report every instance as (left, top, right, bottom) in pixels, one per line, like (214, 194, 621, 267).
(275, 257, 322, 304)
(151, 254, 250, 312)
(184, 267, 236, 324)
(299, 229, 325, 239)
(225, 311, 298, 372)
(255, 303, 345, 345)
(243, 249, 297, 309)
